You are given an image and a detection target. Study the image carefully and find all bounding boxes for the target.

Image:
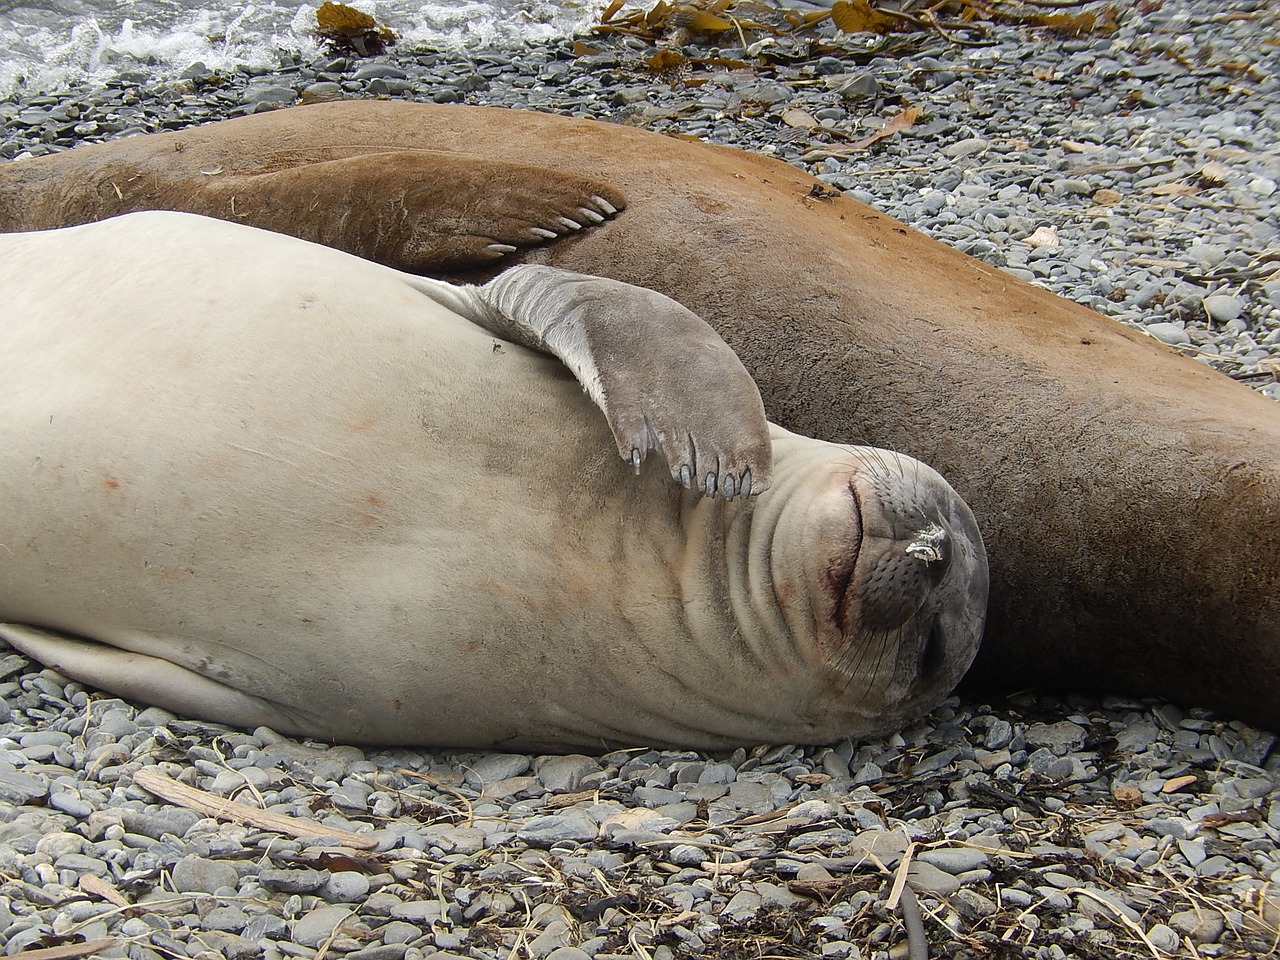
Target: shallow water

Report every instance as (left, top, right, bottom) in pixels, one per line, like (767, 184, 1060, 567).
(0, 0, 600, 94)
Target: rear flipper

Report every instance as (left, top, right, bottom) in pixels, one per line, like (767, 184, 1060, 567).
(0, 624, 307, 736)
(197, 151, 626, 271)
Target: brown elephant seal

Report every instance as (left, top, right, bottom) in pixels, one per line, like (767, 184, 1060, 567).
(0, 211, 986, 751)
(0, 101, 1276, 730)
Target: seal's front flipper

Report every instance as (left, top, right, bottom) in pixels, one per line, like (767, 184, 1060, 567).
(410, 265, 773, 499)
(0, 623, 306, 735)
(200, 152, 625, 272)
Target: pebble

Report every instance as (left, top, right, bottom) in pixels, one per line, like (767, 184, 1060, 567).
(322, 871, 372, 901)
(907, 860, 962, 895)
(535, 754, 601, 792)
(916, 847, 990, 874)
(515, 809, 598, 846)
(171, 855, 239, 894)
(0, 4, 1276, 960)
(1203, 294, 1244, 323)
(291, 905, 357, 949)
(1145, 321, 1191, 346)
(465, 753, 530, 784)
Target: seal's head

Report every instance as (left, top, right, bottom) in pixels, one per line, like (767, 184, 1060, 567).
(735, 431, 988, 740)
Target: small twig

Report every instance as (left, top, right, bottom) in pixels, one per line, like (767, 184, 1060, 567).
(133, 768, 377, 849)
(396, 768, 477, 823)
(1070, 887, 1163, 960)
(899, 883, 930, 960)
(310, 908, 355, 960)
(6, 939, 118, 960)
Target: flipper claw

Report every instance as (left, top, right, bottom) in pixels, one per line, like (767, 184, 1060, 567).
(555, 216, 584, 231)
(577, 207, 606, 224)
(527, 227, 559, 240)
(722, 473, 737, 500)
(591, 195, 618, 216)
(741, 469, 752, 499)
(679, 464, 693, 488)
(704, 472, 717, 498)
(630, 447, 642, 472)
(486, 242, 519, 255)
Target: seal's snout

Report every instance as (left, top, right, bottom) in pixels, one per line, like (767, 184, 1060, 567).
(830, 448, 989, 709)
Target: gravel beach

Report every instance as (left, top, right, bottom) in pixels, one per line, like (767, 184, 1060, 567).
(1, 2, 1278, 959)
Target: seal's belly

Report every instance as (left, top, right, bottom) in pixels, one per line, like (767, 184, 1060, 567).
(0, 214, 689, 745)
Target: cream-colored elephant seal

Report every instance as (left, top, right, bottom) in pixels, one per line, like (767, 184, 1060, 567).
(0, 212, 987, 751)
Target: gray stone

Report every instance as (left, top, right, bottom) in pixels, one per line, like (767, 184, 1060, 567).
(535, 755, 602, 792)
(1203, 295, 1243, 323)
(1145, 322, 1190, 346)
(377, 920, 420, 944)
(1148, 817, 1195, 840)
(388, 901, 442, 922)
(835, 74, 878, 100)
(907, 860, 962, 895)
(952, 889, 998, 920)
(465, 753, 530, 784)
(352, 64, 409, 80)
(516, 809, 598, 847)
(917, 847, 990, 874)
(1231, 777, 1274, 799)
(203, 906, 248, 931)
(847, 830, 909, 867)
(1146, 923, 1180, 952)
(1116, 719, 1159, 752)
(243, 915, 288, 941)
(0, 761, 47, 802)
(323, 870, 371, 902)
(346, 947, 409, 960)
(35, 831, 84, 857)
(529, 920, 571, 957)
(260, 867, 327, 893)
(699, 762, 737, 785)
(983, 719, 1014, 750)
(122, 808, 200, 839)
(1176, 838, 1206, 866)
(1170, 908, 1225, 943)
(721, 889, 762, 921)
(668, 844, 705, 866)
(1025, 721, 1087, 753)
(171, 855, 238, 894)
(291, 905, 358, 949)
(943, 137, 989, 159)
(242, 85, 296, 106)
(1195, 855, 1234, 877)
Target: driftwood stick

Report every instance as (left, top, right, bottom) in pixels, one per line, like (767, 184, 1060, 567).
(133, 768, 378, 850)
(12, 938, 120, 960)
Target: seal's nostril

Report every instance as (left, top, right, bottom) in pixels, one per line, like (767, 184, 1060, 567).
(905, 522, 949, 566)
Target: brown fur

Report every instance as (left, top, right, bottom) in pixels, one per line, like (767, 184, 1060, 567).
(1, 101, 1277, 728)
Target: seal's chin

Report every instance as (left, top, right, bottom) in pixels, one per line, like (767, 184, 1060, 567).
(822, 448, 988, 712)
